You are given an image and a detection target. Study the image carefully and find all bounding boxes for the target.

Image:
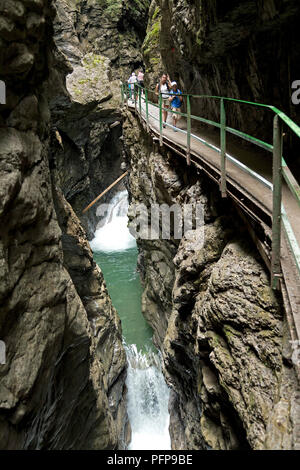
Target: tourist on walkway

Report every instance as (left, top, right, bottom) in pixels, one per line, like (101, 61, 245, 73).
(137, 70, 144, 89)
(128, 72, 137, 100)
(137, 70, 145, 98)
(169, 81, 183, 131)
(155, 74, 172, 127)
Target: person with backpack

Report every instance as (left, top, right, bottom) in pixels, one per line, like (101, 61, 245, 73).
(169, 81, 183, 131)
(155, 73, 172, 127)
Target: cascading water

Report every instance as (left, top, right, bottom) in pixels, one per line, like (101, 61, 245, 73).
(126, 345, 171, 450)
(91, 190, 171, 450)
(90, 191, 136, 253)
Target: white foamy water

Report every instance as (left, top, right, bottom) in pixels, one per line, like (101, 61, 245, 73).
(90, 190, 136, 253)
(126, 344, 171, 450)
(91, 191, 171, 450)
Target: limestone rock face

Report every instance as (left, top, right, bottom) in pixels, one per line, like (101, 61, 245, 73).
(142, 0, 162, 86)
(54, 0, 150, 77)
(160, 0, 299, 121)
(123, 110, 298, 449)
(52, 186, 130, 448)
(164, 229, 297, 450)
(49, 1, 128, 239)
(49, 51, 123, 238)
(142, 0, 300, 174)
(49, 0, 151, 238)
(0, 0, 128, 450)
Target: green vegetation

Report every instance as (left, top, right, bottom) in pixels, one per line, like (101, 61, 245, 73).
(96, 0, 122, 21)
(143, 16, 161, 57)
(73, 88, 83, 96)
(152, 5, 160, 21)
(150, 57, 160, 65)
(196, 30, 203, 47)
(69, 54, 109, 99)
(127, 0, 149, 15)
(96, 0, 149, 21)
(82, 54, 106, 70)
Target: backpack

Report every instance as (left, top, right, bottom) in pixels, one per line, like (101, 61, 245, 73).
(170, 89, 184, 107)
(157, 82, 170, 93)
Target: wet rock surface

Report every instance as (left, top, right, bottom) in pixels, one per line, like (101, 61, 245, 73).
(0, 0, 128, 450)
(53, 0, 150, 76)
(142, 0, 300, 174)
(1, 0, 299, 452)
(48, 0, 151, 238)
(52, 186, 130, 448)
(49, 1, 125, 238)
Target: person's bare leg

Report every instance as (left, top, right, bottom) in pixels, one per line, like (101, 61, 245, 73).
(163, 106, 168, 127)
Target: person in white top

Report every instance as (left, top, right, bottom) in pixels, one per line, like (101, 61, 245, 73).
(128, 72, 137, 100)
(155, 74, 172, 127)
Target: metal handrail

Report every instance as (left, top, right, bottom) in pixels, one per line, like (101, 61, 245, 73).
(121, 82, 300, 290)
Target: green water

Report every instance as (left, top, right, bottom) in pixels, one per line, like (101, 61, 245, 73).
(94, 247, 154, 352)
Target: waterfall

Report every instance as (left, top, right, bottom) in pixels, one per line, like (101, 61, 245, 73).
(126, 345, 171, 450)
(90, 190, 171, 450)
(90, 190, 136, 253)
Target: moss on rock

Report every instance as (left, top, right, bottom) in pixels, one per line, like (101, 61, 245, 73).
(142, 0, 162, 84)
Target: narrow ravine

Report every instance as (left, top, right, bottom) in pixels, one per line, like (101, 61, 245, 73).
(90, 191, 171, 450)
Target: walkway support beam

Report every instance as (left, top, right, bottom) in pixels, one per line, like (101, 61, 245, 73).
(271, 115, 283, 290)
(186, 95, 191, 166)
(134, 84, 137, 110)
(220, 98, 227, 197)
(126, 84, 129, 109)
(121, 84, 124, 106)
(82, 171, 129, 214)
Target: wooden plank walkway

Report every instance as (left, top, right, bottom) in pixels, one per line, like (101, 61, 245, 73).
(127, 97, 300, 356)
(129, 98, 300, 246)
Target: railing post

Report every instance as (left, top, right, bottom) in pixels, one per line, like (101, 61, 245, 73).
(134, 83, 137, 110)
(139, 85, 142, 116)
(145, 89, 149, 132)
(271, 115, 283, 290)
(159, 93, 163, 146)
(220, 98, 227, 197)
(186, 95, 191, 166)
(121, 83, 124, 106)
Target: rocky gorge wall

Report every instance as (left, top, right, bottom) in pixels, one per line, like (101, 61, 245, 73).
(122, 109, 299, 450)
(1, 0, 299, 452)
(0, 0, 129, 449)
(53, 0, 150, 77)
(47, 0, 151, 239)
(143, 0, 300, 176)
